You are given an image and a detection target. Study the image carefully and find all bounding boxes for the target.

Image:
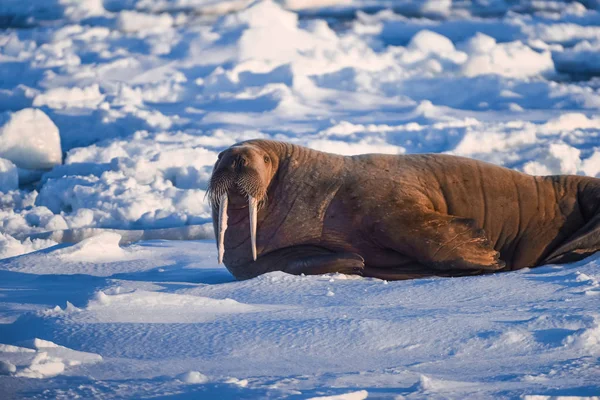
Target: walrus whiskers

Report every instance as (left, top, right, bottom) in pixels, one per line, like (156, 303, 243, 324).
(217, 192, 228, 264)
(249, 195, 258, 261)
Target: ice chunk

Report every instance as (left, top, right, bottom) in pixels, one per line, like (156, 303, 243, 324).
(523, 143, 581, 175)
(563, 320, 600, 353)
(0, 109, 61, 170)
(307, 390, 368, 400)
(116, 10, 174, 33)
(540, 113, 600, 133)
(0, 233, 58, 260)
(462, 34, 554, 78)
(82, 290, 271, 323)
(178, 370, 209, 384)
(0, 360, 17, 375)
(33, 84, 105, 109)
(408, 30, 456, 55)
(0, 340, 101, 379)
(53, 232, 127, 262)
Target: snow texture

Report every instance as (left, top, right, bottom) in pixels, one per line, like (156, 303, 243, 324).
(0, 158, 18, 193)
(0, 109, 61, 170)
(1, 0, 600, 398)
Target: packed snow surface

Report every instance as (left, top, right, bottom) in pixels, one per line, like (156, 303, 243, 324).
(1, 0, 600, 398)
(1, 241, 599, 398)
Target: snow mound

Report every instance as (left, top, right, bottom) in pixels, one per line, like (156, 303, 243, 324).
(0, 158, 18, 192)
(53, 232, 127, 262)
(0, 339, 101, 379)
(33, 84, 105, 109)
(212, 0, 388, 77)
(0, 109, 61, 170)
(0, 360, 17, 375)
(178, 370, 209, 384)
(0, 239, 216, 277)
(540, 113, 600, 133)
(388, 30, 467, 72)
(81, 290, 269, 323)
(30, 130, 217, 231)
(408, 30, 456, 55)
(0, 233, 57, 260)
(417, 375, 476, 392)
(116, 11, 174, 33)
(462, 34, 554, 78)
(563, 319, 600, 353)
(307, 390, 368, 400)
(523, 143, 581, 176)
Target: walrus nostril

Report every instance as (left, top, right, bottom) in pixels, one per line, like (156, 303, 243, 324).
(229, 155, 249, 172)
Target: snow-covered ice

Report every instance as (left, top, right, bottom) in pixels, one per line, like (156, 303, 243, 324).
(0, 158, 18, 193)
(1, 0, 600, 397)
(1, 241, 599, 397)
(0, 339, 102, 379)
(0, 108, 61, 170)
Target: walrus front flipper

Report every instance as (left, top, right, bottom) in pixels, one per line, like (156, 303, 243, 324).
(250, 245, 365, 279)
(376, 211, 505, 275)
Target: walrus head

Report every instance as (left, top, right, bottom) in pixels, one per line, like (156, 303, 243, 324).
(207, 142, 280, 264)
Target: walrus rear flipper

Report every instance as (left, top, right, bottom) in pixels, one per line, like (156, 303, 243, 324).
(244, 245, 365, 279)
(375, 210, 505, 276)
(363, 264, 435, 281)
(542, 213, 600, 265)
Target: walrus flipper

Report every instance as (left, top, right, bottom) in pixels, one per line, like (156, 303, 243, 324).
(543, 213, 600, 265)
(248, 245, 364, 279)
(376, 211, 505, 275)
(363, 264, 435, 281)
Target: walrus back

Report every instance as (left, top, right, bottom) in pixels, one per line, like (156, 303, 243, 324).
(359, 153, 595, 270)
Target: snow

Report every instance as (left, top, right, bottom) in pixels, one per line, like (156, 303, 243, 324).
(307, 390, 368, 400)
(1, 241, 600, 397)
(461, 34, 555, 78)
(0, 109, 62, 170)
(1, 0, 600, 397)
(0, 158, 18, 193)
(178, 370, 209, 384)
(0, 339, 102, 379)
(116, 11, 175, 34)
(32, 84, 105, 110)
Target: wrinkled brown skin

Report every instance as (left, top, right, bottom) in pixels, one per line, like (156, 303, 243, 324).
(211, 139, 600, 281)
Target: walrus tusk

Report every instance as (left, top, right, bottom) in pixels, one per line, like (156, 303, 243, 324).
(249, 195, 258, 261)
(218, 192, 228, 264)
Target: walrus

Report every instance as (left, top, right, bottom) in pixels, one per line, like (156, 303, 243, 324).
(208, 139, 600, 281)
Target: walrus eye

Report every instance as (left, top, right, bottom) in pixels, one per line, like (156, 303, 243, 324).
(264, 155, 270, 163)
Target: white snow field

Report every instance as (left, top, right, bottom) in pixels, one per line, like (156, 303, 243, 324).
(1, 0, 600, 398)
